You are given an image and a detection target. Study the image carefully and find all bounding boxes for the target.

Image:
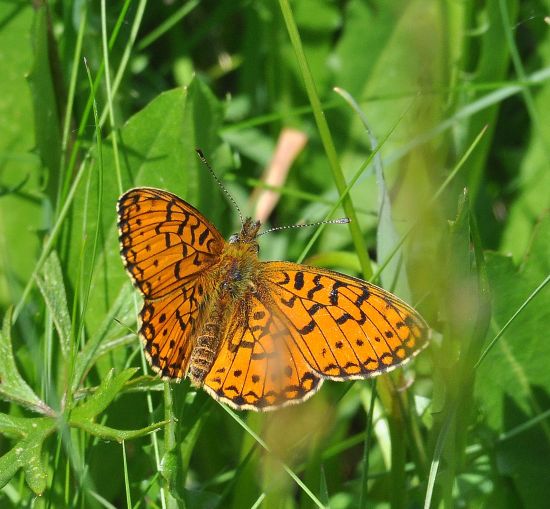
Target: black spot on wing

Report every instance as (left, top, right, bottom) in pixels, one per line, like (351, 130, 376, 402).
(294, 271, 305, 290)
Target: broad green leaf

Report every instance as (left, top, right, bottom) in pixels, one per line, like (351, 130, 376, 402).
(494, 410, 550, 509)
(36, 250, 71, 358)
(0, 2, 42, 309)
(475, 215, 550, 506)
(334, 0, 405, 97)
(0, 309, 51, 416)
(293, 0, 341, 94)
(330, 1, 449, 293)
(476, 216, 550, 428)
(333, 86, 411, 298)
(64, 77, 224, 343)
(221, 127, 275, 167)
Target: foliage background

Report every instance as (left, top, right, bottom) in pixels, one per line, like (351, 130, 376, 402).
(0, 1, 549, 508)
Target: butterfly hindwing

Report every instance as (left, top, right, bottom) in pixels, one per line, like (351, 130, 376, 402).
(203, 293, 322, 410)
(262, 262, 429, 380)
(140, 280, 202, 379)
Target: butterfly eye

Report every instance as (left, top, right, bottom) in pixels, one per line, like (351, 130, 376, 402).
(229, 233, 239, 244)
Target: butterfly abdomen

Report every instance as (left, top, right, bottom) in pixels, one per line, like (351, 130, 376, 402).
(189, 321, 221, 385)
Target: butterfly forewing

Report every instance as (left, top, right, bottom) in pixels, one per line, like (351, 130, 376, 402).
(263, 262, 429, 380)
(118, 188, 223, 299)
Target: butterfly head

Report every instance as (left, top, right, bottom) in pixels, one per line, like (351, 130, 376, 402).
(229, 217, 261, 249)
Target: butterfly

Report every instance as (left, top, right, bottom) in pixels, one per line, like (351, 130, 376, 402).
(117, 187, 429, 411)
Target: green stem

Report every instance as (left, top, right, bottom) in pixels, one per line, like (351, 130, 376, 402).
(278, 0, 373, 279)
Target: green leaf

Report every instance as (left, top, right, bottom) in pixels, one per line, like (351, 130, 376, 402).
(71, 419, 167, 443)
(331, 85, 410, 298)
(69, 368, 168, 443)
(500, 57, 550, 261)
(0, 309, 52, 416)
(476, 215, 550, 428)
(0, 1, 42, 310)
(72, 283, 136, 391)
(475, 214, 550, 507)
(0, 415, 54, 496)
(160, 449, 185, 503)
(64, 77, 224, 341)
(334, 0, 399, 97)
(334, 0, 448, 213)
(27, 2, 62, 202)
(71, 368, 138, 420)
(17, 428, 50, 496)
(36, 250, 71, 358)
(0, 448, 20, 493)
(0, 413, 32, 439)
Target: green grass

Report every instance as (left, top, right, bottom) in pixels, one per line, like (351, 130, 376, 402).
(1, 1, 550, 508)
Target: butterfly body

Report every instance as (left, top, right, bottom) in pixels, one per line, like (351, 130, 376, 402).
(118, 187, 430, 411)
(187, 223, 261, 385)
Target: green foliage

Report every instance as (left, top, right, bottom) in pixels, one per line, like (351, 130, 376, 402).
(0, 1, 549, 508)
(0, 309, 164, 498)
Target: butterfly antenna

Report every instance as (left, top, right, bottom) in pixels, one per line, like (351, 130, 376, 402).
(258, 217, 350, 237)
(195, 149, 245, 226)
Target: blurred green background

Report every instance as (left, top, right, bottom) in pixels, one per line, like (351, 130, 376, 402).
(0, 1, 549, 508)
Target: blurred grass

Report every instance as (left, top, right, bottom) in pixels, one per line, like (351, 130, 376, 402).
(1, 1, 550, 508)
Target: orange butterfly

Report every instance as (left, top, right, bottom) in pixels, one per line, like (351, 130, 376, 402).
(117, 187, 429, 411)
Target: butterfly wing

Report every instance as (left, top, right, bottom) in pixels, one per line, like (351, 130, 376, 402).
(140, 281, 201, 378)
(203, 293, 323, 410)
(118, 187, 224, 378)
(118, 188, 223, 299)
(262, 262, 429, 380)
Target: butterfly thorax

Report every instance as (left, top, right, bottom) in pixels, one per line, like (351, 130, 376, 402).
(188, 218, 262, 386)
